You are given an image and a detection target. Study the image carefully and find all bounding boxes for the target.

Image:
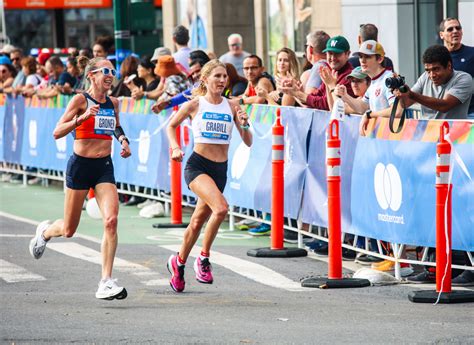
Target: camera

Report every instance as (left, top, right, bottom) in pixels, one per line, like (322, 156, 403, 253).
(385, 75, 407, 92)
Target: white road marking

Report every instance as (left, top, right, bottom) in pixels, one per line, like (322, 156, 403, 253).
(0, 259, 46, 283)
(161, 245, 308, 292)
(47, 242, 168, 286)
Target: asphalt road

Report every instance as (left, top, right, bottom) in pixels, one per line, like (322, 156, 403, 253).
(1, 183, 473, 344)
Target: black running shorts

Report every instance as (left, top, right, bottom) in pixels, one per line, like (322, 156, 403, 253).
(66, 153, 115, 190)
(184, 151, 228, 193)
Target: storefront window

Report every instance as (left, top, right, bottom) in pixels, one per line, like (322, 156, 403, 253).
(5, 10, 54, 52)
(267, 0, 311, 71)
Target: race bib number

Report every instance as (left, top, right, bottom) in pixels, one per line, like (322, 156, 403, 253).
(201, 112, 232, 140)
(94, 108, 116, 136)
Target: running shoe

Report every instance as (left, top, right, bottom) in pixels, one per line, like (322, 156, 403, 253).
(372, 260, 414, 277)
(167, 254, 185, 292)
(194, 257, 214, 284)
(29, 220, 51, 259)
(248, 223, 271, 236)
(283, 229, 298, 244)
(95, 278, 128, 300)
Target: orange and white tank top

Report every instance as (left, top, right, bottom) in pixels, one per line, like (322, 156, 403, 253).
(75, 93, 116, 140)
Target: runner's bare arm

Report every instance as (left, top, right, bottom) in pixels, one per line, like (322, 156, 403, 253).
(52, 94, 96, 139)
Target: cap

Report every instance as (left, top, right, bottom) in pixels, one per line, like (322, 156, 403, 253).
(347, 66, 368, 80)
(323, 36, 350, 53)
(154, 55, 182, 78)
(151, 47, 172, 63)
(354, 40, 385, 57)
(0, 56, 12, 65)
(37, 52, 52, 66)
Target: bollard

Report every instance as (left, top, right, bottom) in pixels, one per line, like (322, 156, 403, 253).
(408, 122, 474, 303)
(327, 120, 342, 279)
(301, 119, 369, 289)
(271, 108, 285, 250)
(153, 106, 189, 229)
(247, 108, 307, 258)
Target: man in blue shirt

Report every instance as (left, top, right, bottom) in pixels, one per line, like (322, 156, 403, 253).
(440, 17, 474, 117)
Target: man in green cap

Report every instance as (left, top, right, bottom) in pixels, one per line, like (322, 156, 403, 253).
(279, 35, 355, 110)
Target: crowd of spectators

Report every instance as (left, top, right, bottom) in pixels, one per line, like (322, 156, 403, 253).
(0, 18, 473, 285)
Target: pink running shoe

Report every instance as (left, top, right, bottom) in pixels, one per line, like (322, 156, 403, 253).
(194, 257, 213, 284)
(167, 254, 185, 292)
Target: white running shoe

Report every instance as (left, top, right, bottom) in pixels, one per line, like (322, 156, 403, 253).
(95, 278, 128, 300)
(137, 199, 154, 209)
(29, 220, 51, 259)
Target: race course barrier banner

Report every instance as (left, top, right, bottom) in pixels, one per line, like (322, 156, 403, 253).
(1, 95, 472, 251)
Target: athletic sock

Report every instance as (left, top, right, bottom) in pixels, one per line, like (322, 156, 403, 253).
(177, 254, 186, 266)
(200, 251, 210, 261)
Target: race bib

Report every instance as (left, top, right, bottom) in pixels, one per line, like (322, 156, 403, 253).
(201, 112, 232, 140)
(94, 108, 116, 136)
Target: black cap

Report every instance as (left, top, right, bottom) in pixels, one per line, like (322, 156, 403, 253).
(189, 50, 210, 67)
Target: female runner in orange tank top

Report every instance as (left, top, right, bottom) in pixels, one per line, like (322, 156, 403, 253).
(28, 57, 132, 300)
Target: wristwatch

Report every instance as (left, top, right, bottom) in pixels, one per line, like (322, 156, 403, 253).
(239, 98, 245, 105)
(365, 110, 372, 119)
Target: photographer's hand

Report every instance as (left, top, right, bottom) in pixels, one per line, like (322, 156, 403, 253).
(393, 85, 412, 108)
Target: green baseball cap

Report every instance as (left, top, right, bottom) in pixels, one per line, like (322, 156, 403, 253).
(347, 66, 368, 80)
(323, 35, 350, 53)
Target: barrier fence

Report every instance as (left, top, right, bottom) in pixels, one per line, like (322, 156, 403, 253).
(1, 94, 473, 276)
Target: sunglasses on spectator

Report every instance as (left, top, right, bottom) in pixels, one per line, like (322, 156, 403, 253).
(91, 67, 117, 77)
(11, 57, 20, 62)
(230, 43, 241, 48)
(446, 25, 462, 32)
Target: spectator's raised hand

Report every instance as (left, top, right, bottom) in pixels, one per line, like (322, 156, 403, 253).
(277, 77, 297, 96)
(131, 86, 144, 100)
(320, 66, 337, 89)
(255, 85, 268, 99)
(334, 84, 347, 98)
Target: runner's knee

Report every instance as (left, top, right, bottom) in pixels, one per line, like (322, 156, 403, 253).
(103, 215, 118, 234)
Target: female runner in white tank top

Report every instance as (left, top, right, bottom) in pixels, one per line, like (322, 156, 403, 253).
(166, 59, 253, 292)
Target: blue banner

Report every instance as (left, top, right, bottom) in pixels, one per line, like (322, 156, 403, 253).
(3, 96, 25, 164)
(301, 113, 360, 230)
(0, 102, 4, 162)
(350, 135, 474, 251)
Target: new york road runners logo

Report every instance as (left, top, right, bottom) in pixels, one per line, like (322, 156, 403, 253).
(374, 163, 404, 224)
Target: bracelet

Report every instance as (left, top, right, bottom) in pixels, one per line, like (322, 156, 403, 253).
(144, 91, 148, 98)
(172, 147, 181, 151)
(240, 124, 250, 130)
(330, 88, 335, 93)
(75, 117, 80, 127)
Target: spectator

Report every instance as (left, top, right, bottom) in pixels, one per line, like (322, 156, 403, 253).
(130, 56, 160, 100)
(439, 17, 474, 117)
(303, 30, 330, 93)
(261, 47, 300, 105)
(219, 33, 250, 77)
(326, 66, 370, 112)
(110, 55, 139, 97)
(0, 57, 16, 93)
(240, 55, 275, 105)
(36, 56, 76, 98)
(60, 56, 82, 94)
(151, 50, 211, 113)
(224, 63, 247, 97)
(328, 40, 398, 136)
(172, 25, 192, 73)
(93, 35, 114, 58)
(279, 35, 355, 111)
(10, 48, 23, 72)
(393, 45, 472, 120)
(11, 48, 26, 88)
(154, 55, 191, 103)
(16, 56, 42, 95)
(151, 47, 172, 64)
(79, 48, 93, 59)
(348, 24, 394, 70)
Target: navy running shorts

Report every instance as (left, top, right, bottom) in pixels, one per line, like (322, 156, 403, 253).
(184, 151, 228, 193)
(66, 153, 115, 190)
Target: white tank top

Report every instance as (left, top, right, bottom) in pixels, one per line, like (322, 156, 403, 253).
(192, 96, 234, 144)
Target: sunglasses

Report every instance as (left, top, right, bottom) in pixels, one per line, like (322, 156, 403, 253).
(11, 57, 20, 62)
(230, 43, 241, 48)
(91, 67, 117, 77)
(446, 25, 462, 32)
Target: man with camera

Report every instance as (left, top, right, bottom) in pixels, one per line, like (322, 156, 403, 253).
(392, 45, 472, 120)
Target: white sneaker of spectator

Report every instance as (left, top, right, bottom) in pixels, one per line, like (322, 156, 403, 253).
(137, 199, 154, 209)
(139, 201, 165, 218)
